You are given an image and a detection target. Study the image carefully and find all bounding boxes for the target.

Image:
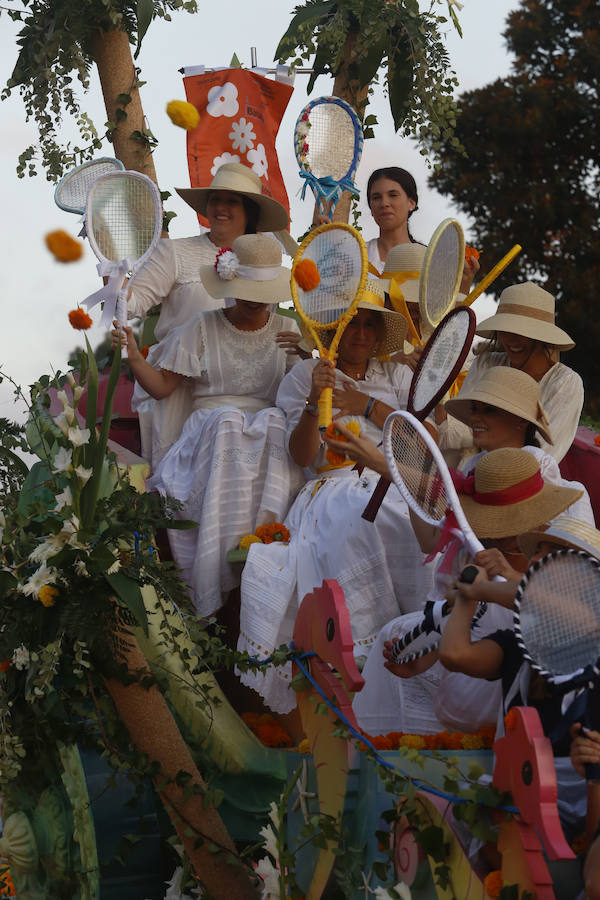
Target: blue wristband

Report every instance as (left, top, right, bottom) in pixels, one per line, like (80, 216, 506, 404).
(364, 396, 375, 419)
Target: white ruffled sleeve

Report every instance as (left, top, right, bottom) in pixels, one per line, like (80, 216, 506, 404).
(539, 364, 584, 462)
(127, 239, 176, 319)
(150, 316, 207, 379)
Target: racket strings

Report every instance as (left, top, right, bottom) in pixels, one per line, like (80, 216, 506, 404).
(56, 161, 123, 211)
(517, 554, 600, 677)
(89, 177, 159, 263)
(411, 313, 471, 412)
(423, 224, 463, 326)
(295, 230, 363, 327)
(388, 417, 448, 523)
(300, 104, 356, 179)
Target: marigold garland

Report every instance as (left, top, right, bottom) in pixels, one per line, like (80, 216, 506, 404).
(294, 259, 320, 292)
(483, 869, 503, 898)
(324, 420, 360, 466)
(465, 246, 481, 264)
(68, 308, 93, 331)
(0, 865, 14, 897)
(166, 99, 200, 131)
(38, 585, 58, 608)
(242, 712, 294, 748)
(45, 229, 83, 262)
(360, 726, 496, 752)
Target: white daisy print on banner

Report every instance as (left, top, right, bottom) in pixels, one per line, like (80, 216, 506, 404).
(206, 82, 239, 118)
(210, 152, 241, 176)
(229, 117, 256, 153)
(247, 143, 268, 178)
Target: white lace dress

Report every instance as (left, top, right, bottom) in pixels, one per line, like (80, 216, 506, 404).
(127, 234, 224, 468)
(237, 358, 435, 714)
(437, 352, 584, 464)
(146, 309, 304, 617)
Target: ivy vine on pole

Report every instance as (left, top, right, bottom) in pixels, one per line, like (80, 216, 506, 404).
(275, 0, 465, 162)
(1, 0, 198, 181)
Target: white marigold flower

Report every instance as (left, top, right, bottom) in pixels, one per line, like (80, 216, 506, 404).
(74, 465, 93, 484)
(55, 486, 73, 512)
(21, 563, 58, 597)
(53, 446, 72, 473)
(68, 426, 91, 447)
(259, 823, 278, 860)
(29, 540, 56, 564)
(215, 250, 239, 281)
(12, 644, 30, 671)
(256, 857, 280, 899)
(54, 413, 70, 437)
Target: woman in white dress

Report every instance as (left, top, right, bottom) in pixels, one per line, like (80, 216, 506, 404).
(437, 282, 584, 463)
(126, 162, 290, 468)
(114, 234, 303, 617)
(237, 288, 436, 715)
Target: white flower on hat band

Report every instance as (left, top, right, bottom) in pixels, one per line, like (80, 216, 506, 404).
(215, 249, 239, 281)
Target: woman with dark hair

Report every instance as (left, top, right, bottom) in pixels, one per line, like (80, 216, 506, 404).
(365, 166, 420, 274)
(125, 163, 290, 468)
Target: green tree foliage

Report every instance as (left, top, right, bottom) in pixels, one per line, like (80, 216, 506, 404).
(426, 0, 600, 414)
(1, 0, 197, 180)
(275, 0, 464, 153)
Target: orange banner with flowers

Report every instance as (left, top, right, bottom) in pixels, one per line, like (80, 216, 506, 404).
(183, 69, 293, 228)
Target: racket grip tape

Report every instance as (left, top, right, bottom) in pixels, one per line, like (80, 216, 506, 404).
(318, 388, 333, 433)
(361, 476, 391, 522)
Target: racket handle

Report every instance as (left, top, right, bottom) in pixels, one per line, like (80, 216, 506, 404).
(460, 565, 479, 584)
(318, 388, 333, 433)
(361, 476, 390, 522)
(116, 294, 128, 360)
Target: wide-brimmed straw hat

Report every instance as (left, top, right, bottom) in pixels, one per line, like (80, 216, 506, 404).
(200, 234, 291, 303)
(445, 366, 553, 445)
(518, 516, 600, 562)
(476, 282, 574, 350)
(305, 276, 408, 358)
(459, 448, 582, 539)
(176, 162, 289, 232)
(381, 243, 427, 305)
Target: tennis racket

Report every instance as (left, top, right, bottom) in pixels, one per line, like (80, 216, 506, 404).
(462, 244, 522, 308)
(291, 222, 368, 431)
(54, 157, 125, 215)
(82, 171, 162, 357)
(362, 306, 476, 522)
(514, 548, 600, 778)
(419, 218, 465, 339)
(294, 96, 363, 221)
(382, 410, 495, 662)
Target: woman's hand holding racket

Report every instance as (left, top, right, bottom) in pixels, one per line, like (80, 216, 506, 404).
(324, 421, 389, 477)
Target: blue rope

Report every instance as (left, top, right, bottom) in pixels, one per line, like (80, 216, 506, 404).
(247, 642, 518, 814)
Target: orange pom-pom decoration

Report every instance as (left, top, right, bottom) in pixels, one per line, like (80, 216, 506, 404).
(45, 229, 84, 262)
(465, 246, 480, 264)
(294, 258, 320, 291)
(68, 308, 93, 330)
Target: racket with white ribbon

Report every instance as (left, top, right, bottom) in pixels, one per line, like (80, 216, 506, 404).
(82, 171, 162, 357)
(291, 222, 368, 431)
(294, 96, 363, 221)
(54, 158, 125, 215)
(419, 218, 464, 340)
(382, 410, 492, 663)
(514, 549, 600, 778)
(362, 306, 476, 522)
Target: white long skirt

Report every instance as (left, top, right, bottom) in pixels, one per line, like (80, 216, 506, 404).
(237, 468, 434, 714)
(147, 405, 303, 617)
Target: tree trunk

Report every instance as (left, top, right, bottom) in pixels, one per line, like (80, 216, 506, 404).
(102, 632, 258, 900)
(90, 29, 158, 184)
(312, 30, 369, 226)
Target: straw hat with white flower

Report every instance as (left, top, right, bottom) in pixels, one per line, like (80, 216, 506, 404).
(200, 234, 291, 303)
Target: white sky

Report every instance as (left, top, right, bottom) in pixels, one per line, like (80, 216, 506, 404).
(0, 0, 517, 422)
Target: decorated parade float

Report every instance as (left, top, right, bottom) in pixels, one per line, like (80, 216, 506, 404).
(1, 1, 600, 897)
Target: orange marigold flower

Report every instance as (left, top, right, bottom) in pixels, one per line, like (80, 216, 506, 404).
(424, 734, 440, 750)
(140, 345, 150, 359)
(504, 708, 518, 731)
(371, 735, 394, 750)
(324, 420, 361, 466)
(0, 865, 14, 897)
(594, 433, 600, 447)
(399, 734, 426, 750)
(45, 229, 84, 262)
(294, 259, 320, 292)
(0, 660, 10, 673)
(298, 738, 311, 755)
(479, 726, 496, 748)
(68, 308, 93, 331)
(387, 731, 404, 749)
(255, 522, 290, 544)
(483, 869, 503, 898)
(239, 533, 262, 549)
(255, 723, 294, 748)
(465, 246, 481, 264)
(443, 732, 464, 750)
(38, 585, 58, 608)
(461, 732, 485, 750)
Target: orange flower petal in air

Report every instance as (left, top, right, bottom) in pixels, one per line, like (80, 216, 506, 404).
(45, 229, 84, 262)
(294, 259, 320, 291)
(465, 246, 480, 264)
(68, 308, 93, 331)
